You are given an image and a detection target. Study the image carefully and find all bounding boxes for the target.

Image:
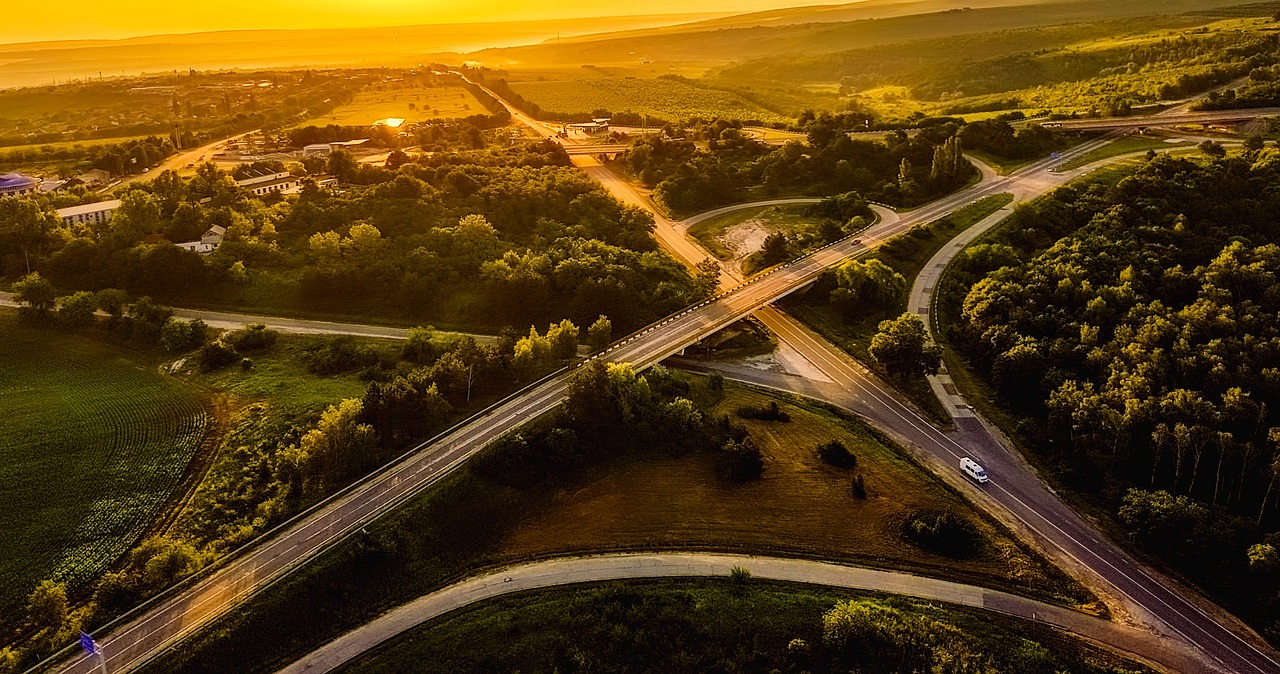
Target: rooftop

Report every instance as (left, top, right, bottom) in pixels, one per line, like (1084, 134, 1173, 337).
(0, 172, 38, 189)
(55, 199, 122, 218)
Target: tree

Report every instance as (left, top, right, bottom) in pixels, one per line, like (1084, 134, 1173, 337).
(587, 315, 613, 352)
(830, 258, 906, 312)
(26, 580, 68, 632)
(13, 272, 56, 319)
(402, 326, 438, 364)
(160, 318, 194, 352)
(95, 288, 129, 320)
(280, 398, 380, 490)
(693, 258, 721, 299)
(57, 291, 97, 327)
(327, 149, 358, 182)
(869, 313, 942, 377)
(546, 319, 579, 360)
(758, 232, 791, 267)
(1199, 140, 1227, 158)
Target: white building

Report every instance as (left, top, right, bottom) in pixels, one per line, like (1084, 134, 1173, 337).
(56, 199, 122, 226)
(236, 171, 299, 196)
(176, 225, 226, 254)
(0, 172, 40, 197)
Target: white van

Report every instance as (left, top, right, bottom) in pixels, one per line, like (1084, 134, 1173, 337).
(960, 457, 989, 484)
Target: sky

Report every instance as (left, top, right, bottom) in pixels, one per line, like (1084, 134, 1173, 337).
(7, 0, 815, 44)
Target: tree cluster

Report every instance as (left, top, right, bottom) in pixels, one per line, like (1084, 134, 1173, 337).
(951, 152, 1280, 637)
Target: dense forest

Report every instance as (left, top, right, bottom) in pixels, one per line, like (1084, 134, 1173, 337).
(0, 140, 708, 332)
(620, 115, 976, 216)
(947, 150, 1280, 638)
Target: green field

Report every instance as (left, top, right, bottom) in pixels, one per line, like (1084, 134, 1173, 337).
(302, 85, 488, 127)
(507, 69, 791, 123)
(0, 315, 208, 613)
(340, 581, 1141, 674)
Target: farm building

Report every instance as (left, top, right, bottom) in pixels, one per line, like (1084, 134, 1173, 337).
(56, 199, 122, 227)
(176, 225, 226, 254)
(0, 173, 40, 197)
(566, 118, 611, 136)
(236, 171, 300, 196)
(76, 169, 112, 187)
(302, 139, 371, 156)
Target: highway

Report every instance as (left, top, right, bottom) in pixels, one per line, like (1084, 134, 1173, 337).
(45, 123, 1108, 674)
(1048, 107, 1280, 131)
(39, 88, 1280, 673)
(566, 129, 1280, 672)
(275, 552, 1207, 674)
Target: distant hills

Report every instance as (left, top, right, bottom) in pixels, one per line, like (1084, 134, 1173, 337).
(0, 0, 1262, 90)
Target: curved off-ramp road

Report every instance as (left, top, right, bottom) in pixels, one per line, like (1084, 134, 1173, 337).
(276, 552, 1205, 674)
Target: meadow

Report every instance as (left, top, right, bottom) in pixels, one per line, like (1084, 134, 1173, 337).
(506, 69, 791, 123)
(0, 315, 208, 614)
(300, 84, 488, 127)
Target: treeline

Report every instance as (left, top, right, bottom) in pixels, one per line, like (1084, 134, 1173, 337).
(948, 150, 1280, 639)
(621, 114, 976, 216)
(1, 141, 706, 332)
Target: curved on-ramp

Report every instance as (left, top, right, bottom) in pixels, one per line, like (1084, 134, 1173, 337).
(275, 552, 1205, 674)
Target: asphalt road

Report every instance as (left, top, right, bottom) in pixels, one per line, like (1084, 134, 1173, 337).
(1051, 107, 1280, 131)
(38, 86, 1280, 673)
(275, 552, 1206, 674)
(46, 128, 1099, 674)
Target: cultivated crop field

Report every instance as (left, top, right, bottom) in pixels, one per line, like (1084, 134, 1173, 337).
(507, 70, 790, 123)
(302, 84, 487, 126)
(0, 316, 208, 613)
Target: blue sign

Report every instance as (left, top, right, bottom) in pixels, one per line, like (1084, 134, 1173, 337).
(79, 632, 98, 656)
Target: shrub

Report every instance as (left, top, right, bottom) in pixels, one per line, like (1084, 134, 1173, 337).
(240, 358, 254, 371)
(735, 400, 790, 422)
(719, 436, 765, 482)
(302, 336, 379, 375)
(851, 474, 867, 499)
(817, 440, 858, 468)
(198, 340, 238, 371)
(224, 323, 278, 352)
(901, 510, 980, 557)
(729, 566, 752, 584)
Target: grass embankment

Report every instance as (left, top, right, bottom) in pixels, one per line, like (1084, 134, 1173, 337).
(686, 204, 824, 274)
(341, 580, 1144, 674)
(142, 378, 1092, 674)
(301, 85, 487, 127)
(783, 193, 1015, 424)
(1059, 134, 1196, 170)
(0, 315, 208, 617)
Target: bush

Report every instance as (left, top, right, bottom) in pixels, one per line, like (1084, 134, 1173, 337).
(240, 358, 254, 371)
(851, 474, 867, 499)
(302, 336, 379, 375)
(198, 340, 238, 371)
(735, 400, 790, 422)
(817, 440, 858, 468)
(901, 510, 980, 557)
(224, 323, 278, 352)
(719, 436, 765, 482)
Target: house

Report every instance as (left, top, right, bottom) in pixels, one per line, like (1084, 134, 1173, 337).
(236, 171, 299, 196)
(0, 172, 40, 197)
(55, 199, 122, 226)
(176, 225, 226, 254)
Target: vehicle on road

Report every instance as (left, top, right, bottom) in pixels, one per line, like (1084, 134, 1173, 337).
(960, 457, 989, 484)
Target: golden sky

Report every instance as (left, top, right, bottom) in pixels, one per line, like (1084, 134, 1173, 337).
(7, 0, 802, 44)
